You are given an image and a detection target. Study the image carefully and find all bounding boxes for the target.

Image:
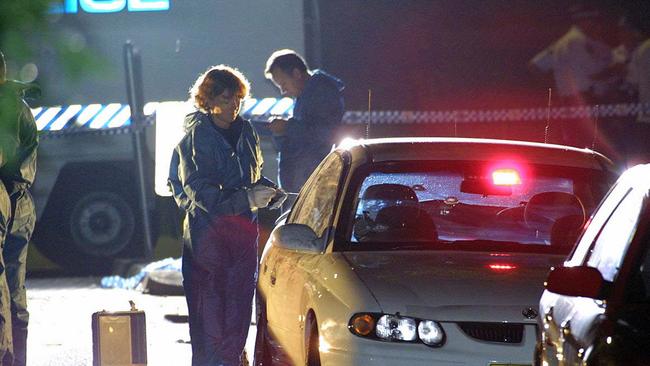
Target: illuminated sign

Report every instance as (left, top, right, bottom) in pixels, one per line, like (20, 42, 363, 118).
(51, 0, 170, 14)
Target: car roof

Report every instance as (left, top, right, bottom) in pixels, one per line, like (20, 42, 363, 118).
(616, 163, 650, 192)
(341, 137, 613, 170)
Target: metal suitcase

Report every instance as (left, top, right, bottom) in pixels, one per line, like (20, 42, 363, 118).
(92, 302, 147, 366)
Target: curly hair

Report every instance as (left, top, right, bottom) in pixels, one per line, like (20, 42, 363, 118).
(189, 64, 250, 112)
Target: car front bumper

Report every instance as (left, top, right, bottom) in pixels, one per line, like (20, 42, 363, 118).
(320, 323, 537, 366)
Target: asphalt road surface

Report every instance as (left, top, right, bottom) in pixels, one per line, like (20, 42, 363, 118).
(26, 276, 256, 366)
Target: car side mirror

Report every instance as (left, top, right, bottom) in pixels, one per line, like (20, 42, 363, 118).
(272, 223, 325, 253)
(545, 266, 609, 299)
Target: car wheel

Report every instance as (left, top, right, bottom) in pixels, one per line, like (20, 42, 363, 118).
(305, 316, 321, 366)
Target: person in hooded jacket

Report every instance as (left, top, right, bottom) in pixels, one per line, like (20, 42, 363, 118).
(0, 50, 37, 366)
(265, 49, 345, 195)
(172, 64, 286, 366)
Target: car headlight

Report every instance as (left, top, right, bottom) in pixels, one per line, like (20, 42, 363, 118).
(349, 313, 445, 347)
(418, 320, 445, 346)
(376, 314, 417, 341)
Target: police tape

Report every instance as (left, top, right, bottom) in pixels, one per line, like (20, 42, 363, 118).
(342, 103, 650, 125)
(33, 100, 650, 136)
(32, 98, 293, 134)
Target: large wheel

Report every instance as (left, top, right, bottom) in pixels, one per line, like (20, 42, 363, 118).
(32, 164, 147, 274)
(69, 191, 135, 258)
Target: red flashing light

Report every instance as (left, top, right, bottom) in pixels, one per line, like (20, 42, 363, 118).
(492, 168, 521, 186)
(488, 264, 517, 271)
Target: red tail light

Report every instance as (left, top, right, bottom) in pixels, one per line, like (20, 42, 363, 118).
(491, 168, 521, 186)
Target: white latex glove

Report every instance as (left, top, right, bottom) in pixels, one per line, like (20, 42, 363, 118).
(268, 188, 288, 210)
(247, 185, 276, 209)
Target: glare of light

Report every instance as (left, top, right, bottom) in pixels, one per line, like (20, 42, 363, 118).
(492, 168, 521, 186)
(240, 98, 258, 114)
(251, 98, 277, 116)
(269, 97, 293, 115)
(19, 63, 38, 83)
(606, 336, 612, 344)
(154, 101, 194, 196)
(80, 0, 125, 12)
(36, 106, 62, 130)
(337, 137, 359, 150)
(318, 336, 331, 353)
(49, 104, 82, 130)
(144, 102, 159, 115)
(488, 263, 517, 271)
(128, 0, 170, 11)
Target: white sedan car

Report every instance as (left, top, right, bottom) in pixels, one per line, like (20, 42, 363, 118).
(254, 137, 616, 366)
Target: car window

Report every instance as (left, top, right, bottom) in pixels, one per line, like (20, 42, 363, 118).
(288, 153, 344, 237)
(346, 161, 611, 253)
(565, 182, 630, 266)
(585, 188, 643, 282)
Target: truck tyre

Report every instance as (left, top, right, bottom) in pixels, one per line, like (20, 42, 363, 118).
(32, 164, 148, 274)
(69, 191, 135, 258)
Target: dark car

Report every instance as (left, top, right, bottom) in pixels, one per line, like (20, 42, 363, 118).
(537, 163, 650, 366)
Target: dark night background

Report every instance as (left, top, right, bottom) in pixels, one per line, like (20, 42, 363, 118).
(316, 0, 618, 110)
(10, 0, 647, 112)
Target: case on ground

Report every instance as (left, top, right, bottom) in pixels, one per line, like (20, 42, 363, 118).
(92, 301, 147, 366)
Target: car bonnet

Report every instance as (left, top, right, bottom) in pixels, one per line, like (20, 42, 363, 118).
(342, 250, 564, 323)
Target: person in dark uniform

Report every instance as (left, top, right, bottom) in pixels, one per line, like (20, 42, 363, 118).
(0, 50, 37, 366)
(265, 49, 345, 195)
(172, 65, 285, 366)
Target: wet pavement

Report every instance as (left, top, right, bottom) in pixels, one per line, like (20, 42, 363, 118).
(26, 276, 256, 366)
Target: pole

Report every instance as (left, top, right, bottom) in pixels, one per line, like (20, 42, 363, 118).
(124, 41, 154, 259)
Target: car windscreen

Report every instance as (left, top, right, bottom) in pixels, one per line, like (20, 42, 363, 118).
(341, 160, 614, 254)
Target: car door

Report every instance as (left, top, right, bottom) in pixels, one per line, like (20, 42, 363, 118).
(270, 153, 346, 358)
(540, 181, 644, 365)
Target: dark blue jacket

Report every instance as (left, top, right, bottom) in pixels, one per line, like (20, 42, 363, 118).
(275, 69, 345, 192)
(172, 112, 274, 250)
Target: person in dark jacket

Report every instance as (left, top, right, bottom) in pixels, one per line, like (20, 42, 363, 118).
(0, 50, 38, 366)
(172, 65, 285, 366)
(265, 49, 345, 194)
